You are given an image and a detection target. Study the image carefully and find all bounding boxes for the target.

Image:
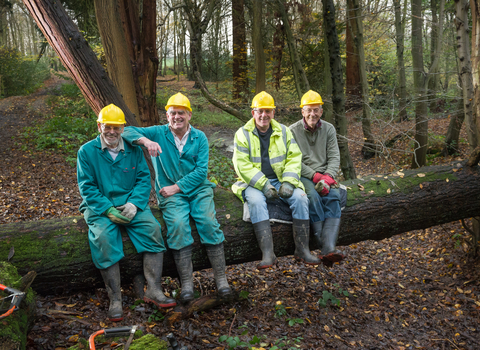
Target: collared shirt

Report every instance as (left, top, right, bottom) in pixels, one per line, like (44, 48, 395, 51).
(100, 135, 125, 161)
(169, 124, 191, 155)
(302, 117, 322, 132)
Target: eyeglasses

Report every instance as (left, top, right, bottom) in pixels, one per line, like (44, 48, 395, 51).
(303, 108, 322, 114)
(254, 109, 274, 115)
(101, 124, 123, 132)
(168, 110, 187, 116)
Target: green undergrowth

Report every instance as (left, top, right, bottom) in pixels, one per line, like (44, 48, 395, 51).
(19, 83, 97, 166)
(343, 170, 457, 205)
(208, 145, 236, 188)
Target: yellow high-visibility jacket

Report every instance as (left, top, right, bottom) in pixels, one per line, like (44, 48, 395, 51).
(231, 118, 304, 201)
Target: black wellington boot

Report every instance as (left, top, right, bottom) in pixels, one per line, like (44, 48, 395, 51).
(252, 220, 278, 269)
(143, 252, 177, 308)
(319, 217, 345, 265)
(293, 219, 321, 265)
(205, 243, 234, 298)
(172, 245, 195, 304)
(311, 221, 324, 249)
(99, 263, 123, 321)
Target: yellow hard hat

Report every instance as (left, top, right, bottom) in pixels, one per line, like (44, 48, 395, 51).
(300, 90, 324, 108)
(165, 92, 192, 112)
(251, 91, 275, 109)
(97, 104, 126, 124)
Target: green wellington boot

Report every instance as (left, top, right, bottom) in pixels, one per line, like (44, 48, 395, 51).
(293, 219, 321, 265)
(252, 220, 278, 269)
(99, 263, 123, 321)
(172, 245, 195, 304)
(319, 218, 345, 265)
(143, 252, 177, 308)
(205, 243, 233, 298)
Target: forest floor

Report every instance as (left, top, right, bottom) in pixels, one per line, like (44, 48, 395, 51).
(1, 76, 480, 350)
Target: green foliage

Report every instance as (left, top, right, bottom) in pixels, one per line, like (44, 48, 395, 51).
(0, 47, 50, 97)
(274, 301, 287, 318)
(218, 326, 303, 350)
(239, 290, 250, 300)
(286, 318, 304, 327)
(208, 146, 236, 188)
(318, 284, 349, 308)
(19, 83, 97, 166)
(147, 309, 165, 322)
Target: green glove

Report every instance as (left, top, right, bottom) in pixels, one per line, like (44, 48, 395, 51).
(261, 180, 279, 201)
(105, 207, 131, 224)
(278, 182, 295, 198)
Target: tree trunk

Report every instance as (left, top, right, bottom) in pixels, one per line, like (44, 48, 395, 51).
(277, 0, 310, 100)
(94, 0, 140, 121)
(323, 0, 356, 179)
(323, 18, 334, 124)
(252, 0, 266, 93)
(444, 90, 465, 155)
(458, 0, 479, 149)
(346, 0, 361, 109)
(428, 0, 439, 112)
(350, 0, 376, 159)
(394, 0, 408, 122)
(3, 162, 476, 296)
(22, 0, 139, 127)
(411, 0, 428, 168)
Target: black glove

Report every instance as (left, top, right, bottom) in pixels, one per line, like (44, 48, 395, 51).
(261, 180, 279, 201)
(278, 182, 295, 198)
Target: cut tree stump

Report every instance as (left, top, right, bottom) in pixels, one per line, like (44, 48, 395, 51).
(0, 161, 479, 295)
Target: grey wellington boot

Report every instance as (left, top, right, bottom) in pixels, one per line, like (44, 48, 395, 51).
(205, 243, 233, 298)
(99, 262, 123, 321)
(293, 219, 321, 265)
(143, 252, 177, 308)
(252, 220, 278, 269)
(172, 245, 195, 304)
(319, 217, 345, 264)
(311, 221, 324, 249)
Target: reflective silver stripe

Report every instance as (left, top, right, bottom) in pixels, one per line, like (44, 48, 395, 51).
(283, 172, 299, 180)
(234, 181, 248, 188)
(235, 143, 249, 154)
(281, 125, 287, 149)
(251, 156, 262, 163)
(270, 154, 286, 164)
(290, 138, 297, 144)
(242, 127, 253, 160)
(249, 171, 263, 187)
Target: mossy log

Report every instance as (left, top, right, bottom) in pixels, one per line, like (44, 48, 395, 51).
(1, 161, 479, 295)
(0, 262, 37, 350)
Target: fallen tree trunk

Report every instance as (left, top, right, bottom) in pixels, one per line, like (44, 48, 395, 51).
(1, 161, 479, 295)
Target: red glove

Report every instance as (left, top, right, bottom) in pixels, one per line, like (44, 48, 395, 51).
(313, 172, 337, 187)
(315, 180, 331, 196)
(312, 172, 322, 184)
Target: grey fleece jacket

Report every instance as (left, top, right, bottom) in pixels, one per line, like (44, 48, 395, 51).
(289, 119, 340, 179)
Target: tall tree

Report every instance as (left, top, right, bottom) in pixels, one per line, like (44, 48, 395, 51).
(323, 0, 356, 179)
(232, 0, 248, 101)
(346, 0, 361, 108)
(428, 0, 439, 112)
(393, 0, 408, 122)
(22, 0, 138, 126)
(276, 0, 310, 99)
(411, 0, 445, 168)
(251, 0, 266, 93)
(348, 0, 375, 159)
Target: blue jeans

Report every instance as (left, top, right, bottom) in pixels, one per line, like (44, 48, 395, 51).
(301, 177, 341, 223)
(244, 178, 309, 224)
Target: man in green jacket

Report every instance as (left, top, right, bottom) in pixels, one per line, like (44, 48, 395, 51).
(122, 93, 232, 304)
(77, 104, 176, 321)
(290, 90, 344, 265)
(232, 91, 320, 269)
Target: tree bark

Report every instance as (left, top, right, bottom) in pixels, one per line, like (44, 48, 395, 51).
(22, 0, 139, 127)
(428, 0, 439, 112)
(232, 0, 248, 101)
(2, 162, 478, 296)
(252, 0, 266, 93)
(394, 0, 408, 122)
(323, 0, 356, 179)
(346, 0, 361, 109)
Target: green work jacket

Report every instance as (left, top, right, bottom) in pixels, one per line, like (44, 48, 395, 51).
(77, 135, 151, 215)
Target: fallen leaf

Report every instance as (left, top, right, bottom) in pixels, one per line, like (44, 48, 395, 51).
(417, 173, 425, 177)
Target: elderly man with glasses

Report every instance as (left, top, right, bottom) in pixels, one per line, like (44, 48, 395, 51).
(122, 93, 232, 305)
(289, 90, 344, 266)
(77, 104, 176, 322)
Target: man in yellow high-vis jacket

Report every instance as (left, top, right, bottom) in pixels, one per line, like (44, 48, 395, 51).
(232, 91, 320, 269)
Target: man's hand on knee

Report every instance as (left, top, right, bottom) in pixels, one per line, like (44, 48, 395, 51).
(116, 203, 137, 221)
(105, 207, 131, 224)
(262, 180, 279, 201)
(278, 182, 294, 198)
